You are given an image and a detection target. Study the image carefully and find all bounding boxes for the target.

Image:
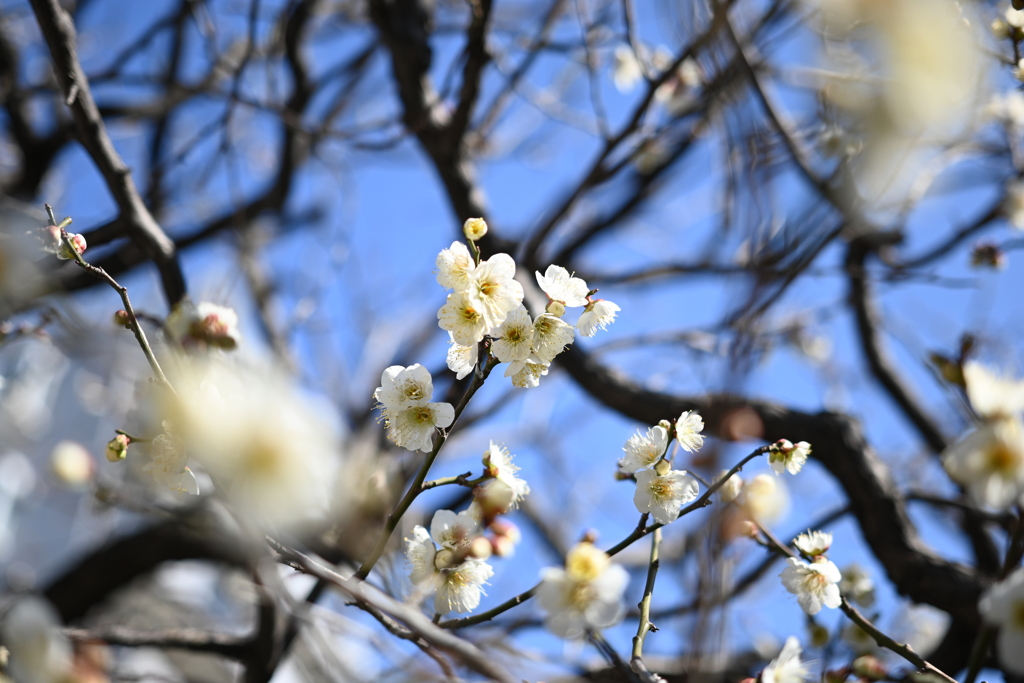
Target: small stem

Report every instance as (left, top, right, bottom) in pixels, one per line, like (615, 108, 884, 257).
(47, 205, 174, 395)
(355, 355, 500, 580)
(420, 472, 486, 491)
(631, 527, 661, 662)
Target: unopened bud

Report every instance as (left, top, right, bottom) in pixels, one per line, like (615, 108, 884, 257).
(545, 300, 566, 318)
(580, 529, 599, 545)
(824, 669, 850, 683)
(716, 470, 743, 503)
(852, 656, 886, 681)
(490, 518, 521, 544)
(57, 233, 86, 260)
(809, 622, 829, 648)
(105, 434, 130, 462)
(490, 535, 516, 557)
(50, 441, 94, 488)
(654, 459, 672, 476)
(741, 520, 759, 539)
(434, 548, 457, 570)
(113, 310, 132, 328)
(657, 419, 672, 430)
(469, 536, 492, 560)
(463, 217, 488, 241)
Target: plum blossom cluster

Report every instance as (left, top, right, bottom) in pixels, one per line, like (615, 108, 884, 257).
(404, 442, 529, 614)
(619, 412, 704, 525)
(780, 529, 842, 616)
(374, 364, 454, 453)
(436, 221, 619, 388)
(942, 362, 1024, 509)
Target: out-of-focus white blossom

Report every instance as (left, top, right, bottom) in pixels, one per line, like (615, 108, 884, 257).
(167, 361, 338, 527)
(619, 425, 669, 474)
(142, 421, 198, 495)
(490, 305, 534, 363)
(716, 470, 743, 503)
(839, 563, 875, 608)
(166, 300, 241, 350)
(49, 441, 94, 488)
(482, 441, 529, 508)
(980, 568, 1024, 673)
(943, 418, 1024, 509)
(768, 440, 811, 476)
(577, 299, 620, 337)
(536, 265, 589, 308)
(986, 91, 1024, 128)
(438, 290, 488, 347)
(633, 466, 699, 524)
(466, 253, 523, 330)
(963, 362, 1024, 419)
(675, 410, 705, 453)
(761, 636, 809, 683)
(0, 596, 72, 683)
(780, 556, 842, 616)
(793, 530, 832, 557)
(436, 241, 476, 291)
(612, 45, 643, 92)
(740, 473, 789, 523)
(536, 542, 629, 639)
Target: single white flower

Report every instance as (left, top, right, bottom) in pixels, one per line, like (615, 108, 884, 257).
(390, 402, 455, 452)
(762, 636, 808, 683)
(633, 467, 700, 524)
(505, 355, 551, 389)
(980, 567, 1024, 674)
(768, 439, 811, 476)
(964, 362, 1024, 421)
(577, 299, 620, 337)
(49, 441, 94, 489)
(436, 241, 476, 290)
(374, 364, 435, 411)
(780, 556, 842, 616)
(612, 45, 642, 92)
(446, 334, 479, 380)
(434, 558, 493, 614)
(740, 473, 789, 523)
(619, 425, 669, 474)
(482, 441, 530, 507)
(535, 265, 589, 307)
(438, 290, 489, 347)
(490, 305, 534, 363)
(793, 530, 833, 557)
(430, 509, 481, 551)
(1008, 7, 1024, 29)
(166, 300, 242, 350)
(536, 542, 629, 639)
(167, 361, 338, 527)
(406, 525, 438, 585)
(943, 417, 1024, 509)
(0, 596, 72, 683)
(141, 421, 199, 495)
(466, 253, 524, 330)
(840, 564, 876, 608)
(531, 313, 576, 363)
(986, 91, 1024, 127)
(675, 410, 705, 453)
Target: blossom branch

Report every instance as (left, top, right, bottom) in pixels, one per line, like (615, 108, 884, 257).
(355, 354, 500, 579)
(630, 528, 661, 672)
(64, 626, 250, 659)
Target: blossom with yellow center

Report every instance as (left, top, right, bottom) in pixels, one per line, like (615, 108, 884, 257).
(536, 541, 629, 639)
(780, 556, 842, 615)
(618, 425, 669, 474)
(633, 467, 700, 524)
(438, 290, 489, 346)
(943, 417, 1024, 509)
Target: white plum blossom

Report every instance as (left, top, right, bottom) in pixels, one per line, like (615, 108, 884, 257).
(430, 509, 481, 552)
(505, 356, 551, 388)
(943, 418, 1024, 509)
(482, 441, 530, 507)
(780, 556, 842, 616)
(675, 410, 705, 453)
(793, 530, 833, 557)
(438, 290, 488, 346)
(374, 364, 435, 410)
(619, 425, 669, 474)
(390, 402, 455, 452)
(446, 334, 478, 380)
(761, 636, 809, 683)
(434, 559, 494, 614)
(612, 45, 642, 92)
(715, 469, 743, 503)
(466, 253, 524, 329)
(963, 362, 1024, 420)
(142, 421, 199, 495)
(769, 439, 811, 476)
(490, 305, 534, 363)
(1006, 181, 1024, 230)
(166, 300, 242, 350)
(979, 567, 1024, 674)
(741, 473, 789, 523)
(406, 525, 438, 585)
(0, 596, 72, 683)
(577, 299, 620, 337)
(536, 265, 589, 308)
(536, 542, 629, 639)
(840, 564, 876, 608)
(531, 313, 576, 363)
(633, 466, 700, 524)
(436, 241, 476, 290)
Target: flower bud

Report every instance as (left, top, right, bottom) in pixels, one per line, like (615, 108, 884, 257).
(654, 458, 672, 476)
(463, 217, 488, 241)
(545, 300, 566, 317)
(824, 669, 850, 683)
(434, 548, 457, 570)
(50, 441, 94, 488)
(741, 520, 759, 539)
(469, 536, 493, 560)
(657, 419, 672, 430)
(490, 535, 516, 557)
(105, 434, 129, 462)
(112, 310, 132, 328)
(473, 480, 516, 520)
(852, 656, 886, 681)
(716, 470, 743, 504)
(57, 233, 86, 260)
(809, 622, 830, 648)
